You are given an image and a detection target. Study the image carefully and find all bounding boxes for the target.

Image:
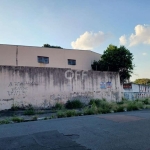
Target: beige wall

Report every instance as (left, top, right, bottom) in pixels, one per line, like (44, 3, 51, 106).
(0, 44, 101, 70)
(0, 66, 121, 110)
(0, 45, 16, 66)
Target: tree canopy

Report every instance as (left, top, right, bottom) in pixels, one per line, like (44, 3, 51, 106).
(134, 78, 150, 85)
(43, 44, 63, 49)
(91, 44, 134, 83)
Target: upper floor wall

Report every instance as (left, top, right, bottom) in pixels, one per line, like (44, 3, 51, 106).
(0, 44, 101, 70)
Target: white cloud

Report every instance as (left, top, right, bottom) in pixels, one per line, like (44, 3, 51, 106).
(119, 24, 150, 47)
(129, 25, 150, 46)
(119, 35, 127, 45)
(71, 31, 110, 50)
(142, 53, 147, 56)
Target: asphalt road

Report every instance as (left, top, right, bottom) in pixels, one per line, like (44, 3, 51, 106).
(0, 110, 150, 150)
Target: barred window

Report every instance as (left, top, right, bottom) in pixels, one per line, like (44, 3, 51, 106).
(68, 59, 76, 65)
(37, 56, 49, 64)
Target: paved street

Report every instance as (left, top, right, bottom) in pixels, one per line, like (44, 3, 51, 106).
(0, 110, 150, 150)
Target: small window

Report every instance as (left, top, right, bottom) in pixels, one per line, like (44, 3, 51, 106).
(37, 56, 49, 64)
(68, 59, 76, 65)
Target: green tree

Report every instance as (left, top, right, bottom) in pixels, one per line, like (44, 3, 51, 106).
(134, 78, 150, 85)
(43, 44, 63, 49)
(91, 44, 134, 83)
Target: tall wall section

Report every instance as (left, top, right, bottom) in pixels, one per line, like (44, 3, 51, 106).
(0, 66, 121, 110)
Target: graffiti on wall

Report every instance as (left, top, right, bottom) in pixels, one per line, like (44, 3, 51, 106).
(7, 81, 38, 97)
(0, 98, 14, 101)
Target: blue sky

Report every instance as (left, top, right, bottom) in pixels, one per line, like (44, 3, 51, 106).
(0, 0, 150, 81)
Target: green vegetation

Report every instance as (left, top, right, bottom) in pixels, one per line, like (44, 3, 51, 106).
(11, 104, 22, 111)
(24, 108, 35, 115)
(66, 110, 76, 117)
(43, 44, 63, 49)
(0, 119, 10, 125)
(142, 98, 150, 105)
(12, 117, 24, 123)
(57, 110, 66, 118)
(54, 102, 64, 110)
(134, 78, 150, 85)
(1, 98, 150, 125)
(65, 100, 84, 109)
(91, 44, 134, 83)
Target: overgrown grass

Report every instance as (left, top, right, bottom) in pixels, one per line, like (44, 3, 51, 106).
(142, 98, 150, 105)
(0, 119, 10, 125)
(65, 100, 84, 109)
(66, 110, 76, 117)
(11, 104, 22, 111)
(54, 102, 64, 110)
(126, 101, 143, 111)
(1, 98, 150, 125)
(89, 99, 111, 108)
(57, 110, 67, 118)
(24, 109, 35, 115)
(12, 117, 24, 123)
(11, 103, 34, 111)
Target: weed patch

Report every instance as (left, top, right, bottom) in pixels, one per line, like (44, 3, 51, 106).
(12, 117, 24, 123)
(54, 103, 64, 110)
(65, 100, 83, 109)
(0, 119, 10, 125)
(24, 109, 35, 115)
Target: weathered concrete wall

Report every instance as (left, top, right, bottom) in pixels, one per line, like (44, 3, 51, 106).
(0, 66, 121, 110)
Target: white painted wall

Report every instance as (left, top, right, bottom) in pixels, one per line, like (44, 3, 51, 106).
(0, 44, 101, 70)
(123, 83, 150, 100)
(0, 66, 121, 110)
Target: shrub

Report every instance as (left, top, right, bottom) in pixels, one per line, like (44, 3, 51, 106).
(75, 111, 83, 116)
(127, 102, 139, 111)
(109, 102, 118, 112)
(24, 109, 35, 115)
(101, 108, 110, 114)
(66, 110, 76, 117)
(136, 101, 144, 109)
(116, 101, 123, 105)
(54, 103, 64, 110)
(0, 119, 10, 125)
(57, 111, 66, 118)
(89, 99, 111, 110)
(83, 108, 96, 115)
(145, 105, 150, 109)
(142, 98, 150, 105)
(65, 100, 83, 109)
(83, 103, 98, 115)
(89, 99, 102, 107)
(11, 104, 21, 111)
(116, 105, 124, 112)
(12, 117, 24, 123)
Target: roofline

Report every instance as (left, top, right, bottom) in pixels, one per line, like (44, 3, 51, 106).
(0, 44, 101, 55)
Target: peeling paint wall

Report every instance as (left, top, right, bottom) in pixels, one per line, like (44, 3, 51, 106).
(0, 66, 121, 110)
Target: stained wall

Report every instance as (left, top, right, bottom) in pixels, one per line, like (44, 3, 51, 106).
(0, 66, 121, 110)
